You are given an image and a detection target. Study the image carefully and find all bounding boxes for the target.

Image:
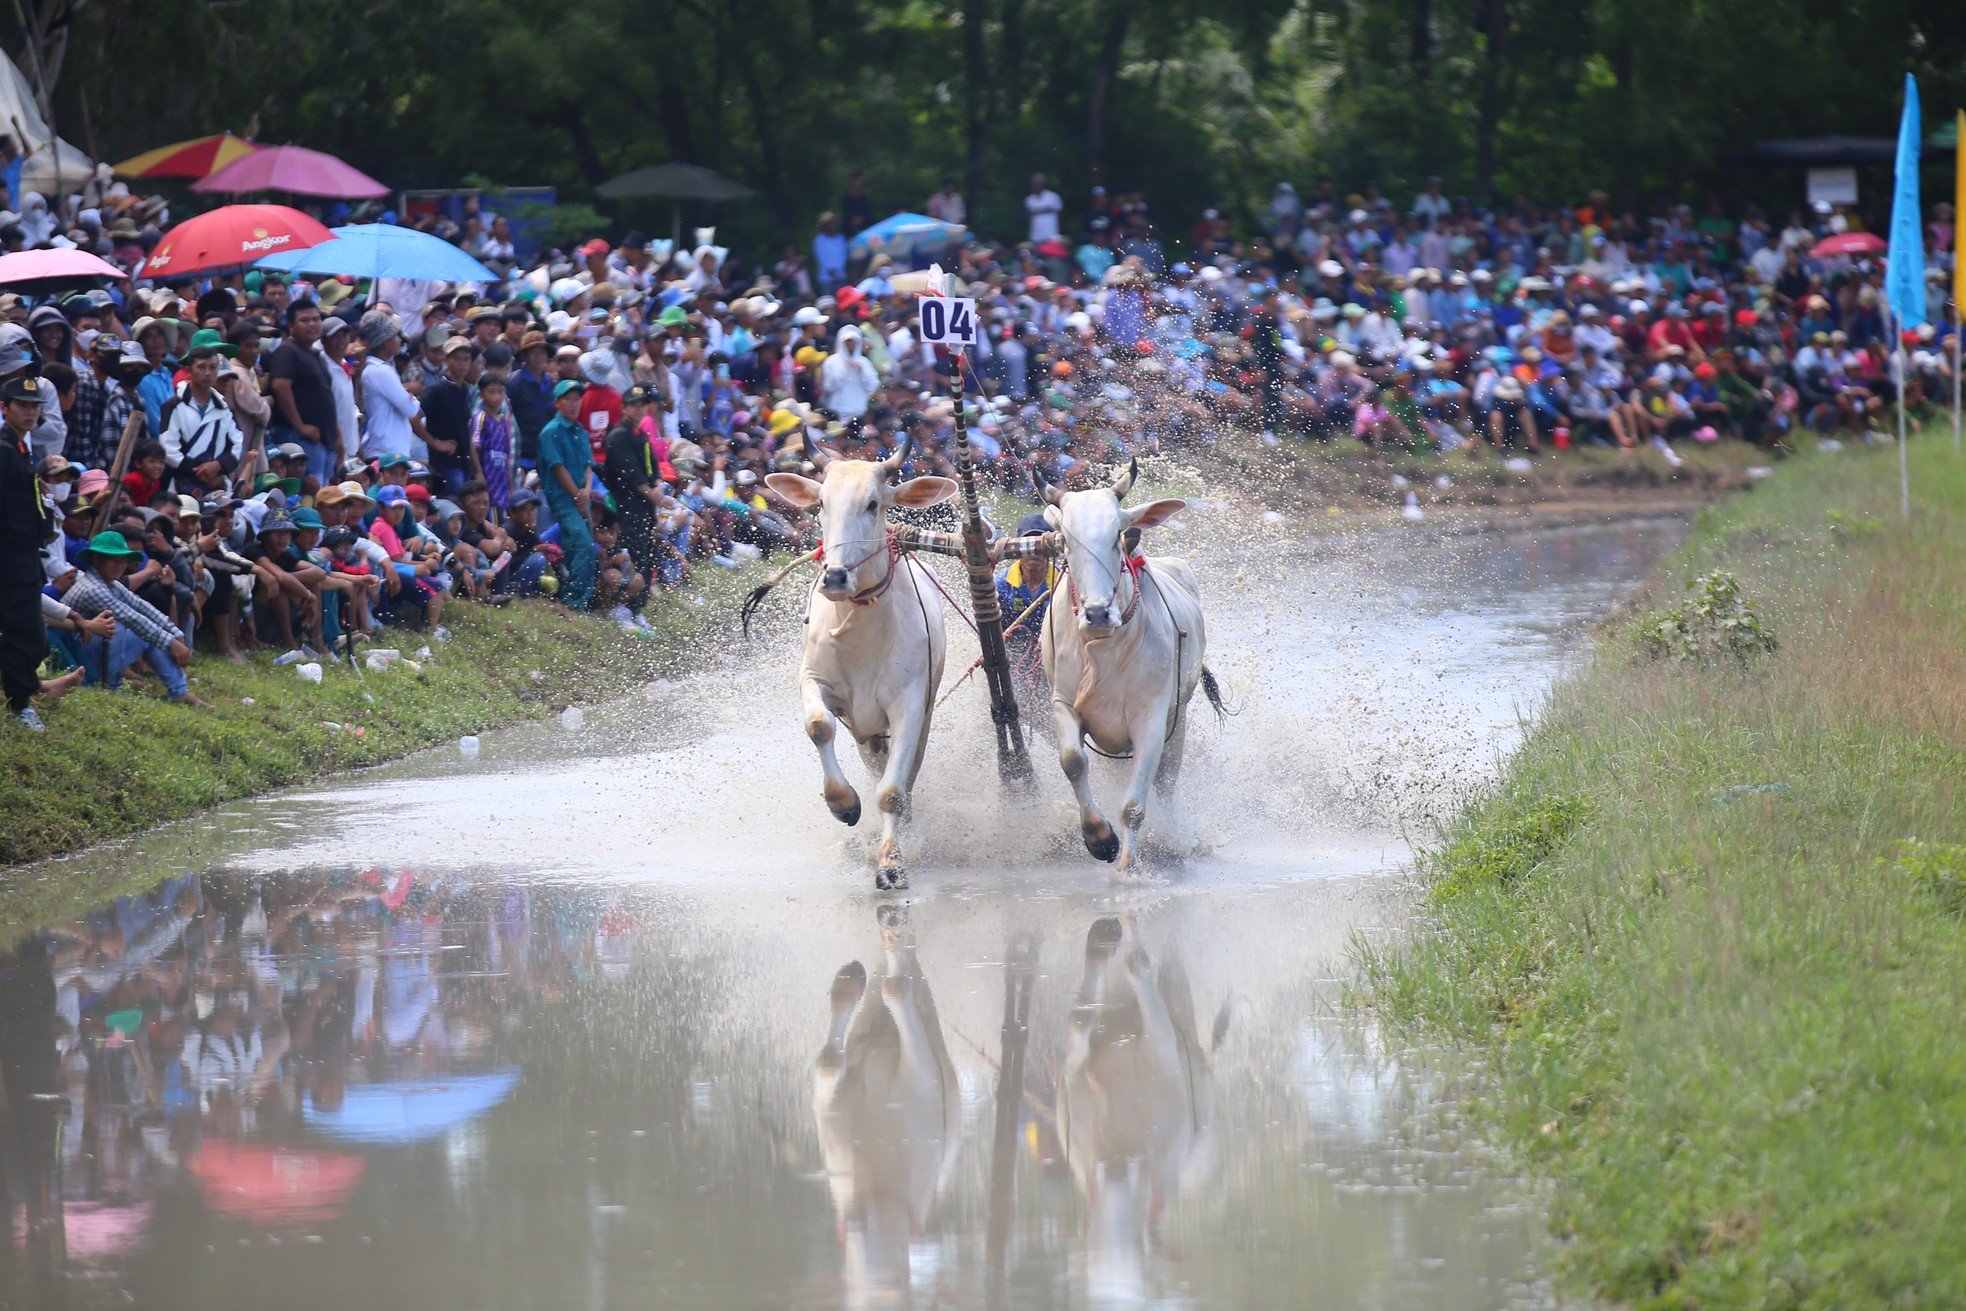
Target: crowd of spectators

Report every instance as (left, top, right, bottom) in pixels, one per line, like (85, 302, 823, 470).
(0, 159, 1960, 732)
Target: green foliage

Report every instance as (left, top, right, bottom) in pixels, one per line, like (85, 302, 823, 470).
(0, 579, 743, 868)
(34, 0, 1966, 246)
(1429, 792, 1587, 900)
(1636, 570, 1778, 664)
(1360, 435, 1966, 1308)
(1891, 839, 1966, 917)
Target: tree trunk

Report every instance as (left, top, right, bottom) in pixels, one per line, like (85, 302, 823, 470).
(1475, 0, 1504, 200)
(964, 0, 991, 229)
(1086, 0, 1129, 188)
(1410, 0, 1431, 70)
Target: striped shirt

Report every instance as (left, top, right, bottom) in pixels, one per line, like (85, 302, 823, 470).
(60, 569, 184, 650)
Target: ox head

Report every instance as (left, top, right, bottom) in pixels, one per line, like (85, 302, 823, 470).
(767, 440, 957, 602)
(1037, 458, 1185, 638)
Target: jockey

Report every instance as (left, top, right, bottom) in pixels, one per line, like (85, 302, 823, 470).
(996, 513, 1056, 689)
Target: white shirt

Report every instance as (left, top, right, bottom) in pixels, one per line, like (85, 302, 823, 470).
(317, 345, 359, 453)
(360, 356, 420, 459)
(1024, 190, 1063, 243)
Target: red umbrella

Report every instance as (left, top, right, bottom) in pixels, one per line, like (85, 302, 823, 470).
(143, 204, 334, 279)
(1811, 231, 1887, 258)
(186, 1140, 368, 1226)
(191, 144, 389, 200)
(0, 248, 127, 292)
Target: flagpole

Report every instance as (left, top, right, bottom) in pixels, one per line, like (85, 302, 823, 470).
(1895, 308, 1910, 518)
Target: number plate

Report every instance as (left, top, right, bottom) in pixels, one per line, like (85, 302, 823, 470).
(917, 296, 978, 350)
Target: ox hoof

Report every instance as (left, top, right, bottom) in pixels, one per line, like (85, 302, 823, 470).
(826, 787, 862, 827)
(1083, 818, 1120, 863)
(874, 864, 909, 892)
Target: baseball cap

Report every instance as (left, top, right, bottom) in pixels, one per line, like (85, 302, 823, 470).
(552, 379, 586, 399)
(291, 507, 326, 530)
(405, 483, 432, 504)
(374, 485, 409, 507)
(508, 489, 542, 509)
(337, 457, 370, 480)
(623, 384, 656, 405)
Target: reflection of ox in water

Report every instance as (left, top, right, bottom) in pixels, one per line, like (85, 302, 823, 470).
(1059, 916, 1222, 1305)
(812, 907, 962, 1306)
(767, 444, 960, 891)
(1038, 459, 1225, 877)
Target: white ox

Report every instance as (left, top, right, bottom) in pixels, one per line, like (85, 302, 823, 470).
(1038, 460, 1221, 876)
(767, 449, 958, 889)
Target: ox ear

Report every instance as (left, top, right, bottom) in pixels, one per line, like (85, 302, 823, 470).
(765, 472, 823, 508)
(890, 475, 958, 508)
(1123, 498, 1187, 532)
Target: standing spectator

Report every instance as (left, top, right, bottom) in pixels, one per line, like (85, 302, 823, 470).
(926, 181, 966, 226)
(537, 380, 597, 611)
(1410, 177, 1451, 230)
(821, 326, 879, 424)
(812, 214, 848, 291)
(159, 344, 245, 498)
(357, 313, 420, 462)
(0, 374, 50, 730)
(507, 330, 555, 466)
(318, 315, 359, 468)
(266, 301, 339, 483)
(1025, 173, 1064, 244)
(421, 338, 475, 497)
(470, 374, 516, 509)
(841, 170, 874, 235)
(225, 319, 272, 461)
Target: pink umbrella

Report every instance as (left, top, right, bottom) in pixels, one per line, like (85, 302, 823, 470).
(1811, 231, 1887, 259)
(0, 247, 127, 291)
(191, 144, 389, 199)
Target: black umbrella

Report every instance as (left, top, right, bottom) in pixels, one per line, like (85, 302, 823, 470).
(596, 163, 757, 244)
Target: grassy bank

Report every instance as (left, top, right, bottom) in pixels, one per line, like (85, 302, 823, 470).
(1360, 431, 1966, 1309)
(0, 571, 751, 873)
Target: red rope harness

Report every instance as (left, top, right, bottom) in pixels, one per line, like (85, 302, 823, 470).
(814, 533, 903, 606)
(1064, 551, 1148, 626)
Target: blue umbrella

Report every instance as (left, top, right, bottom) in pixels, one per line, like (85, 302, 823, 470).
(302, 1069, 521, 1145)
(256, 223, 499, 283)
(849, 212, 967, 263)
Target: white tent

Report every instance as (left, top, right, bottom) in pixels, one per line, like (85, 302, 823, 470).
(0, 51, 93, 196)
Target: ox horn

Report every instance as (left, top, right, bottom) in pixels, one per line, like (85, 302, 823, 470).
(1031, 461, 1063, 507)
(808, 443, 835, 473)
(882, 432, 916, 482)
(1112, 456, 1138, 502)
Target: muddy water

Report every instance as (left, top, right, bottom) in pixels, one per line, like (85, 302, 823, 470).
(0, 515, 1684, 1311)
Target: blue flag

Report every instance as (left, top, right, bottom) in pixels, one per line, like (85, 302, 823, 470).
(1885, 72, 1926, 331)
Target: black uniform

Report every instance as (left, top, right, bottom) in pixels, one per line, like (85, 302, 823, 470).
(599, 420, 663, 576)
(0, 423, 50, 713)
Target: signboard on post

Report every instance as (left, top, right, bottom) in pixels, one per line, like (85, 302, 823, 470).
(918, 296, 978, 350)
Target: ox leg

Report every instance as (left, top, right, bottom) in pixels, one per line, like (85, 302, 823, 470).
(803, 680, 860, 827)
(1053, 700, 1117, 863)
(1113, 718, 1168, 880)
(872, 704, 931, 890)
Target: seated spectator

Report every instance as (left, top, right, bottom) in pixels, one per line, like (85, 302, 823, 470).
(61, 530, 210, 707)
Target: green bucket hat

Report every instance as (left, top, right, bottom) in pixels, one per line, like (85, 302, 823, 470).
(187, 327, 238, 358)
(253, 473, 302, 495)
(85, 530, 141, 559)
(657, 306, 689, 328)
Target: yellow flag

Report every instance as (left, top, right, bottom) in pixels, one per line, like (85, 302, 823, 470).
(1957, 111, 1966, 316)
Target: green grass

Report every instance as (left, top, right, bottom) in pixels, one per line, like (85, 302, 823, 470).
(0, 569, 754, 875)
(1358, 429, 1966, 1309)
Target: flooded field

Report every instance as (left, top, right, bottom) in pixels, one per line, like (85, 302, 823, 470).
(0, 514, 1685, 1310)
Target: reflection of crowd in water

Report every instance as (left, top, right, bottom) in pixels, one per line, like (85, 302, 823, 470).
(3, 869, 1221, 1307)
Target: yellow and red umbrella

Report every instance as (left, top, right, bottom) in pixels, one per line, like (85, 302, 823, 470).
(114, 133, 263, 181)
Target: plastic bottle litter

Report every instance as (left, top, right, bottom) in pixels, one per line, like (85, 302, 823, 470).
(1817, 438, 1844, 453)
(414, 645, 434, 661)
(1504, 456, 1533, 474)
(1746, 466, 1774, 480)
(458, 735, 481, 759)
(1433, 474, 1454, 490)
(295, 662, 323, 683)
(559, 706, 586, 732)
(730, 542, 763, 561)
(364, 648, 401, 673)
(240, 697, 256, 707)
(320, 721, 342, 732)
(1401, 492, 1425, 522)
(1390, 473, 1411, 490)
(272, 649, 304, 667)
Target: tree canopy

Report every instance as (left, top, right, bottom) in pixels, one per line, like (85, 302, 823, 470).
(14, 0, 1963, 245)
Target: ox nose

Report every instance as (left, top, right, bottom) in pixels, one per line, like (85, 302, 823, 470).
(1083, 601, 1112, 628)
(822, 567, 850, 592)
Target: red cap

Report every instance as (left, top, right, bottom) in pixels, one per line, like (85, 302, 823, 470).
(1733, 310, 1757, 327)
(405, 483, 432, 503)
(579, 238, 610, 258)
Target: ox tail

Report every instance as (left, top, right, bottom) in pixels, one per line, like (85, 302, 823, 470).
(739, 547, 824, 638)
(1199, 666, 1231, 723)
